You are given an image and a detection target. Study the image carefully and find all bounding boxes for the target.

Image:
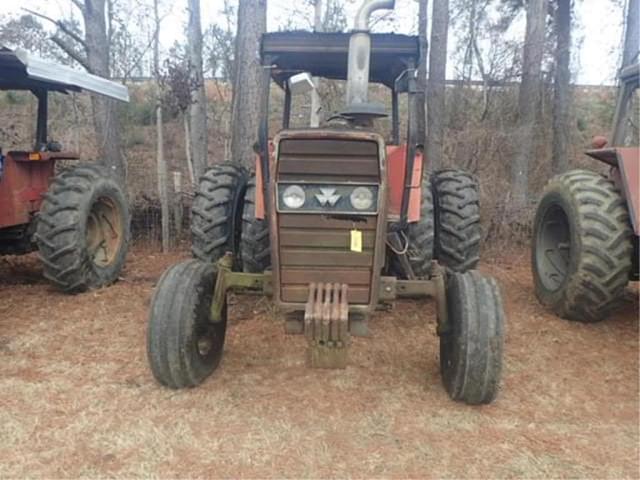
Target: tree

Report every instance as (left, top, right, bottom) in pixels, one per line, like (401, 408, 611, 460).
(153, 0, 169, 252)
(621, 0, 639, 69)
(28, 0, 127, 184)
(187, 0, 208, 180)
(0, 15, 65, 61)
(426, 0, 450, 170)
(551, 0, 571, 174)
(417, 0, 428, 147)
(511, 0, 546, 207)
(230, 0, 267, 167)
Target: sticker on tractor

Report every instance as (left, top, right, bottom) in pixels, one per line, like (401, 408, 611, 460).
(350, 229, 362, 253)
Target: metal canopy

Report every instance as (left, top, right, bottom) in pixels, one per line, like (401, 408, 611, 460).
(0, 47, 129, 102)
(261, 32, 420, 90)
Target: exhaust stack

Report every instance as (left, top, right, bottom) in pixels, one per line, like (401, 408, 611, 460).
(345, 0, 395, 118)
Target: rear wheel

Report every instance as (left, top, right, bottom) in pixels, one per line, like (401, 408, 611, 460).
(191, 163, 247, 265)
(35, 163, 129, 293)
(240, 176, 271, 273)
(532, 169, 633, 322)
(432, 169, 481, 272)
(390, 177, 434, 278)
(440, 271, 504, 405)
(147, 259, 227, 389)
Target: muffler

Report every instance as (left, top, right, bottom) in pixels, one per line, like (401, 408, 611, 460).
(344, 0, 395, 118)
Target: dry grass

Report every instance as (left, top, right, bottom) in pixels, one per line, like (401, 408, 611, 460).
(0, 248, 638, 478)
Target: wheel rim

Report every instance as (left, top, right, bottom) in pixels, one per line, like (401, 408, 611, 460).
(536, 205, 571, 291)
(86, 196, 124, 268)
(197, 335, 213, 357)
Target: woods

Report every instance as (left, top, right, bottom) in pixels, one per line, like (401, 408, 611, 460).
(0, 0, 636, 245)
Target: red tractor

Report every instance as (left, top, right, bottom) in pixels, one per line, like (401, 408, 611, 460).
(0, 48, 130, 292)
(147, 0, 505, 404)
(532, 62, 639, 322)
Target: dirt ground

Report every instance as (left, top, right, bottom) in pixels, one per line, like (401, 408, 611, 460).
(0, 247, 638, 479)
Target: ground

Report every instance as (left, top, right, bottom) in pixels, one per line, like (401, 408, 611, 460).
(0, 248, 637, 479)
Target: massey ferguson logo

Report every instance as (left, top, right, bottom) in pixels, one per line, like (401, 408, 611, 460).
(315, 188, 341, 206)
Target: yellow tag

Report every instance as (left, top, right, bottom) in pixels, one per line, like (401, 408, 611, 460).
(350, 229, 362, 252)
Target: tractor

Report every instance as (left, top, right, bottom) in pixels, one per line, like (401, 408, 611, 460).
(532, 62, 639, 322)
(147, 0, 505, 404)
(0, 48, 130, 292)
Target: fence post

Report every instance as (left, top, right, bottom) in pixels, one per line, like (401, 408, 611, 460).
(172, 171, 183, 243)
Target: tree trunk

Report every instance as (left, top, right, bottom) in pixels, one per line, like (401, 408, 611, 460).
(154, 0, 169, 252)
(310, 0, 323, 127)
(83, 0, 126, 185)
(184, 114, 196, 187)
(230, 0, 267, 167)
(622, 0, 639, 69)
(426, 0, 449, 171)
(512, 0, 546, 208)
(187, 0, 208, 179)
(552, 0, 571, 174)
(417, 0, 428, 147)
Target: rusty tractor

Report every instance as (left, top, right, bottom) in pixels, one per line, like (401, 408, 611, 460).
(532, 62, 639, 322)
(0, 48, 130, 292)
(147, 0, 505, 404)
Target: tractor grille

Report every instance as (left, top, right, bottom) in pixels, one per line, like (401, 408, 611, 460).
(276, 137, 381, 305)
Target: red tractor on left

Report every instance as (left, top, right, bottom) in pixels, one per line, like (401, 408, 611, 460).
(0, 48, 130, 292)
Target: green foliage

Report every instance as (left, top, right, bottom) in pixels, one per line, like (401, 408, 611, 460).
(122, 97, 155, 127)
(3, 91, 27, 106)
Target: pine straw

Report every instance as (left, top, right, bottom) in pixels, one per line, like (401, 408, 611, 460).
(0, 248, 637, 478)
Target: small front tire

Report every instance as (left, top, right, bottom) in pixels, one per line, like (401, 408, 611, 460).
(147, 260, 227, 389)
(440, 271, 504, 405)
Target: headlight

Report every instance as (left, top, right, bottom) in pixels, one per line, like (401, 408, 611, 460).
(350, 186, 374, 211)
(282, 185, 306, 209)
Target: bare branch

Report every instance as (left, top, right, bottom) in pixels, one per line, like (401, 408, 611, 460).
(51, 35, 91, 71)
(22, 8, 87, 49)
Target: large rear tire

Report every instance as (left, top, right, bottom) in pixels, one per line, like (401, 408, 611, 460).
(35, 163, 129, 293)
(532, 169, 633, 322)
(390, 176, 434, 278)
(432, 169, 481, 272)
(191, 163, 247, 265)
(440, 271, 504, 405)
(240, 176, 271, 273)
(147, 259, 227, 389)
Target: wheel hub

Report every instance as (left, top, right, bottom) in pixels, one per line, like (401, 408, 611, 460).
(86, 196, 124, 268)
(536, 205, 571, 291)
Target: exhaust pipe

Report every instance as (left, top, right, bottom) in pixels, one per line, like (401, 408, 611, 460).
(345, 0, 395, 111)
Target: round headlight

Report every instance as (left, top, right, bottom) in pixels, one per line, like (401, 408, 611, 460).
(282, 185, 306, 209)
(350, 186, 374, 211)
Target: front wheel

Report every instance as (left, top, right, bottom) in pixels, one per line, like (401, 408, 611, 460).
(440, 271, 504, 405)
(147, 260, 227, 389)
(35, 163, 130, 293)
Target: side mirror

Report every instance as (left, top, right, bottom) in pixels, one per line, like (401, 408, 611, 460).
(288, 73, 315, 95)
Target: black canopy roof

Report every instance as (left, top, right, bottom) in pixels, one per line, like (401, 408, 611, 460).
(260, 32, 420, 90)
